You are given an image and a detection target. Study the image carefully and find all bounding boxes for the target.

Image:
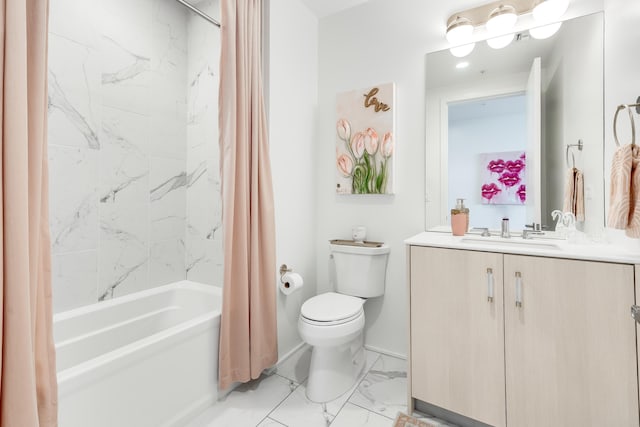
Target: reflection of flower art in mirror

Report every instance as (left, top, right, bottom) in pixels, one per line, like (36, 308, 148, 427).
(335, 83, 395, 194)
(480, 151, 526, 205)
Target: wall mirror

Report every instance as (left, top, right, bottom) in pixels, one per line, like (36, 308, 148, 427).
(425, 12, 604, 233)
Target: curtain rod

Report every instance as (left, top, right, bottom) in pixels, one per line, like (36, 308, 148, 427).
(174, 0, 221, 27)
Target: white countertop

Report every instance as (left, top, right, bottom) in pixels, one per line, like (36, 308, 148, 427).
(405, 231, 640, 264)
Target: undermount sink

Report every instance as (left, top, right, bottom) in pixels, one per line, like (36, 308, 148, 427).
(460, 236, 562, 251)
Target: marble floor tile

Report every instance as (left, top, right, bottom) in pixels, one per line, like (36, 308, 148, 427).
(255, 417, 287, 427)
(269, 350, 381, 427)
(349, 354, 408, 419)
(330, 403, 394, 427)
(185, 374, 293, 427)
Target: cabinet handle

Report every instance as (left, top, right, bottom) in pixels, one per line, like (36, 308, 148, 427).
(486, 268, 494, 302)
(515, 271, 523, 308)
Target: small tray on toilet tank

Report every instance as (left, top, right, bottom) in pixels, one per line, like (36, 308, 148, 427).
(329, 239, 384, 248)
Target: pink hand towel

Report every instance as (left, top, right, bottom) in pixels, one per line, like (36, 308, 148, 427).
(607, 144, 640, 237)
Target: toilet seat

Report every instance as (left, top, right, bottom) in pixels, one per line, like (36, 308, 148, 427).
(300, 292, 364, 325)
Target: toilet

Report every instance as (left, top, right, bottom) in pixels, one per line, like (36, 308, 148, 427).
(298, 242, 390, 403)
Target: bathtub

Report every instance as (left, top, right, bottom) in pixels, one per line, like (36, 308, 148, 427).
(54, 280, 221, 427)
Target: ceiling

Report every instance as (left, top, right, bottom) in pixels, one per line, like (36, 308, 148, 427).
(299, 0, 488, 19)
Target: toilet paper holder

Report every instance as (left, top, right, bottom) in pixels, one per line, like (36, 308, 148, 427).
(279, 264, 292, 283)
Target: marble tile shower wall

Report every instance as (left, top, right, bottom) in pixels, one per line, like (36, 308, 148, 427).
(48, 0, 222, 313)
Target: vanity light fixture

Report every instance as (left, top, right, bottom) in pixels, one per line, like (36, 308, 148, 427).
(486, 4, 518, 35)
(446, 16, 474, 45)
(532, 0, 569, 22)
(444, 0, 571, 55)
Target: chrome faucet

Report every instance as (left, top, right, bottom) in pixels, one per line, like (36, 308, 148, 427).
(471, 227, 491, 237)
(522, 222, 546, 239)
(522, 229, 545, 239)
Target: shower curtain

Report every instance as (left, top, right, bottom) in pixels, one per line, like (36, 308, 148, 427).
(0, 0, 58, 425)
(218, 0, 277, 390)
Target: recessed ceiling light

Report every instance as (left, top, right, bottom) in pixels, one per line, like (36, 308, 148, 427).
(456, 61, 470, 69)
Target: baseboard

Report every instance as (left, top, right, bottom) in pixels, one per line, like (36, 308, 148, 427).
(276, 341, 307, 366)
(364, 344, 407, 360)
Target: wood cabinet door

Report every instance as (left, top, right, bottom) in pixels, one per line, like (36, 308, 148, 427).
(410, 246, 505, 427)
(504, 255, 639, 427)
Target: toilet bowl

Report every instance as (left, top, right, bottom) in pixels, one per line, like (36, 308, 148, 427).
(298, 292, 366, 402)
(297, 242, 390, 403)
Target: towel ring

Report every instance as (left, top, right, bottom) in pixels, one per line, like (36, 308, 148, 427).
(565, 140, 583, 168)
(614, 104, 637, 147)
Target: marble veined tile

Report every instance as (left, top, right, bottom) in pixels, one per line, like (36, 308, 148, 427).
(52, 250, 98, 313)
(349, 354, 408, 419)
(100, 35, 152, 116)
(331, 403, 395, 427)
(98, 203, 149, 300)
(185, 227, 222, 286)
(100, 0, 153, 59)
(149, 239, 185, 287)
(48, 34, 101, 150)
(100, 106, 150, 204)
(150, 157, 186, 241)
(185, 374, 293, 427)
(48, 145, 99, 254)
(270, 350, 380, 427)
(49, 0, 101, 49)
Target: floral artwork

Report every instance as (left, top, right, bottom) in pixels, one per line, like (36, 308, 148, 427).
(480, 151, 526, 205)
(335, 83, 395, 194)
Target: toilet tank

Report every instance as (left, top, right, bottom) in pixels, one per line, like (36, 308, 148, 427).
(330, 243, 390, 298)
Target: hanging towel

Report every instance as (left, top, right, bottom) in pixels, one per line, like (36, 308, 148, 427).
(574, 169, 585, 222)
(607, 144, 640, 237)
(563, 167, 585, 221)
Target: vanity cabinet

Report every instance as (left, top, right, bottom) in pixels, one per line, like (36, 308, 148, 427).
(409, 246, 639, 427)
(410, 247, 506, 427)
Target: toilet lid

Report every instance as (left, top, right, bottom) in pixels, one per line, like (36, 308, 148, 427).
(301, 292, 364, 322)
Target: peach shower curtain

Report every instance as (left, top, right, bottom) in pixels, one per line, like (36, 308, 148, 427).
(218, 0, 277, 390)
(0, 0, 58, 425)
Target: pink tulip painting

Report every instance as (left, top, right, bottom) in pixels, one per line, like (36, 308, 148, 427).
(480, 150, 526, 204)
(381, 132, 394, 158)
(351, 132, 366, 159)
(337, 154, 353, 177)
(335, 83, 395, 194)
(364, 128, 379, 155)
(337, 119, 351, 141)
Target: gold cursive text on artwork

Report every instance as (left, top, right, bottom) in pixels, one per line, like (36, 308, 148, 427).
(363, 87, 390, 112)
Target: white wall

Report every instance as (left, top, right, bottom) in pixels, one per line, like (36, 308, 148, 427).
(316, 0, 430, 357)
(268, 0, 319, 359)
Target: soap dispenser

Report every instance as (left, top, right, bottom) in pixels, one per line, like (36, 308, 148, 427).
(451, 198, 469, 236)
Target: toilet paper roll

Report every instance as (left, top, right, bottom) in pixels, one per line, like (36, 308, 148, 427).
(280, 272, 304, 295)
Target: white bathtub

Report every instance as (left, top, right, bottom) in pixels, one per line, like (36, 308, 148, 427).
(55, 280, 221, 427)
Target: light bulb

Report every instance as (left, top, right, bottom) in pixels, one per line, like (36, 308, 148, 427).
(446, 16, 473, 45)
(449, 43, 475, 58)
(533, 0, 569, 23)
(529, 22, 562, 39)
(487, 33, 514, 49)
(486, 5, 517, 35)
